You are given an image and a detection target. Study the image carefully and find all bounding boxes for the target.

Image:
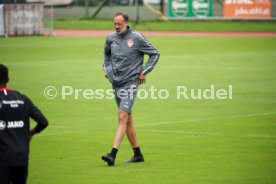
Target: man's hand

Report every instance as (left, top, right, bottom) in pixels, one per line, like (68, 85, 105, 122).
(29, 129, 35, 142)
(139, 73, 146, 85)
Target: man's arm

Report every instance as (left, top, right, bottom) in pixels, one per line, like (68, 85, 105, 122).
(138, 34, 160, 76)
(136, 33, 160, 84)
(103, 37, 111, 78)
(26, 97, 48, 138)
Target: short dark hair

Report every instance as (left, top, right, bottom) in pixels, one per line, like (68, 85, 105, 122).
(113, 12, 129, 22)
(0, 64, 9, 85)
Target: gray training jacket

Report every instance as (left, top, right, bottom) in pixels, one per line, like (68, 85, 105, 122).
(103, 27, 160, 86)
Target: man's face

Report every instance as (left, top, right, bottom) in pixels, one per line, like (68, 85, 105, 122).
(114, 15, 128, 34)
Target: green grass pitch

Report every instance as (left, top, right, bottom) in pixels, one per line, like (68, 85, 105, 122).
(0, 35, 276, 184)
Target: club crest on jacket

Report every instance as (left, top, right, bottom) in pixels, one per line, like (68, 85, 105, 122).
(127, 39, 134, 47)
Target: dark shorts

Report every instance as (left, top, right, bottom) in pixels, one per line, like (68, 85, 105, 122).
(113, 81, 138, 114)
(0, 166, 28, 184)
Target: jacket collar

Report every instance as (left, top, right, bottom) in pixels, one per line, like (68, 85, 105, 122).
(117, 26, 132, 37)
(0, 87, 12, 91)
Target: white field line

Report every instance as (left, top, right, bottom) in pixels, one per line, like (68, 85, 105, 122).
(136, 112, 276, 127)
(136, 112, 276, 139)
(139, 129, 276, 139)
(42, 111, 276, 138)
(141, 129, 225, 136)
(41, 128, 109, 137)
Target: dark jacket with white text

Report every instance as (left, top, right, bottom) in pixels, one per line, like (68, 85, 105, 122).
(0, 88, 48, 166)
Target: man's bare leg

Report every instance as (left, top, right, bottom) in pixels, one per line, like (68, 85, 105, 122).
(102, 110, 143, 165)
(113, 110, 129, 149)
(126, 115, 144, 162)
(102, 110, 129, 166)
(126, 115, 139, 148)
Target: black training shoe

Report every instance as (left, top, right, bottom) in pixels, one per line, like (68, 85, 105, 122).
(126, 155, 144, 163)
(101, 153, 115, 166)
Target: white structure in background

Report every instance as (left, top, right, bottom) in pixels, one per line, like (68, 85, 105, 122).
(1, 3, 44, 36)
(0, 5, 3, 36)
(27, 0, 74, 6)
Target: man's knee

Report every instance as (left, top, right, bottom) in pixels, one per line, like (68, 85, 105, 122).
(118, 110, 129, 124)
(127, 115, 133, 124)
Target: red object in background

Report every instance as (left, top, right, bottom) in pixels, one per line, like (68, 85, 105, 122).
(224, 0, 271, 18)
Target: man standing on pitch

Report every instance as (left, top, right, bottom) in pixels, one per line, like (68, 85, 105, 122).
(102, 12, 160, 166)
(0, 64, 48, 184)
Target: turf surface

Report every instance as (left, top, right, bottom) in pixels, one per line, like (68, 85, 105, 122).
(0, 35, 276, 184)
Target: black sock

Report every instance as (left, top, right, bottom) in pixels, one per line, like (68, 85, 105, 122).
(110, 148, 118, 158)
(133, 147, 142, 156)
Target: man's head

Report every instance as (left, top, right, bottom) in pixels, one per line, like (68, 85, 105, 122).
(113, 12, 129, 35)
(0, 64, 9, 87)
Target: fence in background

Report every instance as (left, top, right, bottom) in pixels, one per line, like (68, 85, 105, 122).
(43, 0, 276, 21)
(0, 0, 275, 36)
(0, 3, 44, 36)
